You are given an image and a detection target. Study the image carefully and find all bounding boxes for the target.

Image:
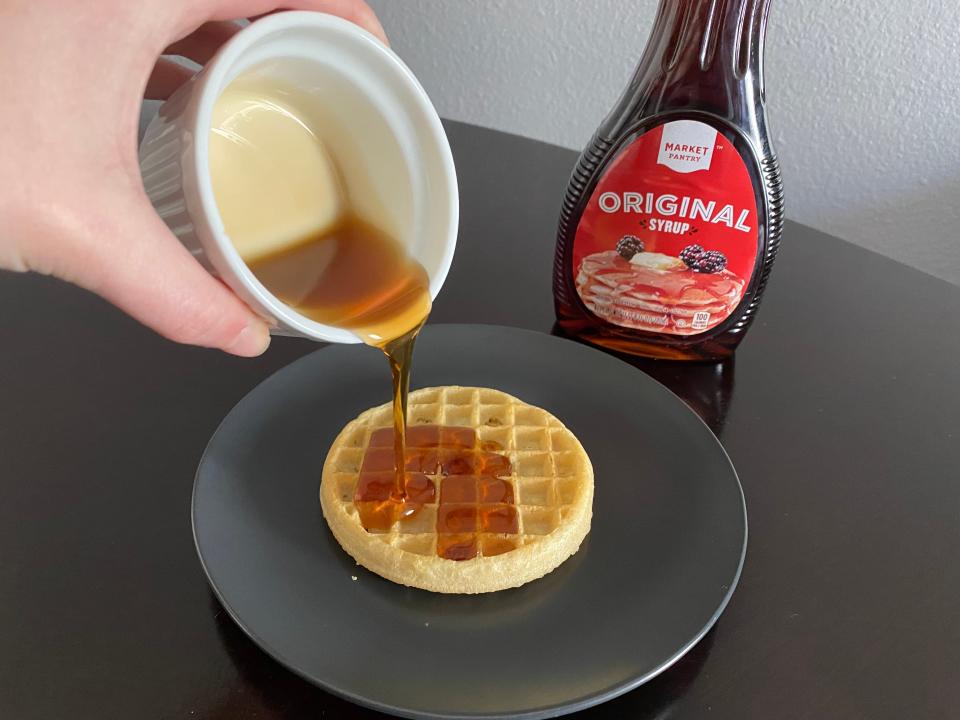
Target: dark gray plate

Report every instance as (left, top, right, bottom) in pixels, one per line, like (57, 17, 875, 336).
(193, 324, 747, 719)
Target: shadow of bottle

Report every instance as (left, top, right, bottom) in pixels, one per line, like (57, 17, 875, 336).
(552, 324, 736, 438)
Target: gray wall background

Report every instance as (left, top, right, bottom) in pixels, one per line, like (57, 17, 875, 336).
(368, 0, 960, 286)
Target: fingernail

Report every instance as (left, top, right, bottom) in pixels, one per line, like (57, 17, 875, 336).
(227, 321, 271, 357)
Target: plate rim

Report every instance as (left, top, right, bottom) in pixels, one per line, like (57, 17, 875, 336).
(191, 323, 748, 720)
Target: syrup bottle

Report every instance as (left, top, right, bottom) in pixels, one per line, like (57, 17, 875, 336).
(554, 0, 783, 360)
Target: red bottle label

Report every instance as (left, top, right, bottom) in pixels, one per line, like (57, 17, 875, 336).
(573, 120, 758, 336)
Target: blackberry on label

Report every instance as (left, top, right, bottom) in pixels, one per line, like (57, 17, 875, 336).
(693, 250, 728, 274)
(679, 244, 704, 268)
(616, 235, 645, 260)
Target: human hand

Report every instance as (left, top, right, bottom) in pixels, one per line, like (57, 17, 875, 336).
(0, 0, 386, 356)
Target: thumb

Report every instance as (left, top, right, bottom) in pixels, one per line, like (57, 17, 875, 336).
(47, 193, 272, 357)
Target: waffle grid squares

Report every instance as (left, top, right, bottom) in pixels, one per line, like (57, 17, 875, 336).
(327, 387, 584, 558)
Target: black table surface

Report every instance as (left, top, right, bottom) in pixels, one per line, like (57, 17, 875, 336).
(2, 121, 958, 720)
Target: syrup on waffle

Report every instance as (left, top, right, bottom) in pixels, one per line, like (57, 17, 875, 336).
(354, 424, 519, 559)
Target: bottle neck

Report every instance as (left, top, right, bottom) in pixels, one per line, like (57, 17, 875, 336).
(602, 0, 772, 139)
(649, 0, 769, 80)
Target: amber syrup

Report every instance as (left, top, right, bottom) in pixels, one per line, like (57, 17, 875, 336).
(247, 215, 432, 497)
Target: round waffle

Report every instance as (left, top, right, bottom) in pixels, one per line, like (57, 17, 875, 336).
(320, 386, 593, 594)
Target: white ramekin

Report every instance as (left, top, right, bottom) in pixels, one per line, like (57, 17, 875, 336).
(138, 12, 458, 344)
